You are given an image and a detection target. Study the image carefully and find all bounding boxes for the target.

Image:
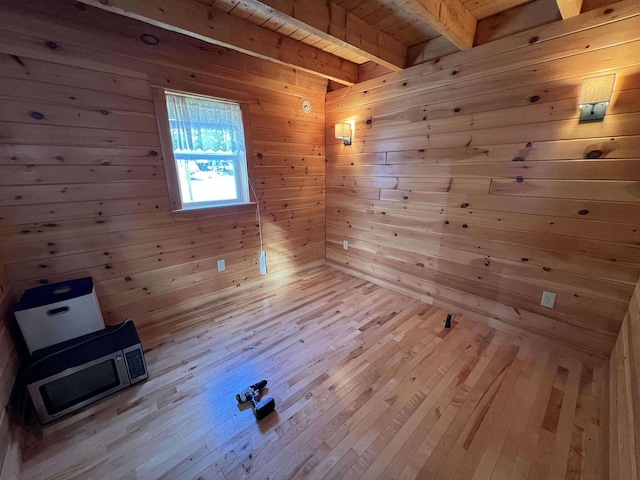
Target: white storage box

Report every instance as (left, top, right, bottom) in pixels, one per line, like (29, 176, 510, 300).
(15, 277, 105, 354)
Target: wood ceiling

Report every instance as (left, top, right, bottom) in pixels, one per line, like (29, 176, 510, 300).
(76, 0, 616, 85)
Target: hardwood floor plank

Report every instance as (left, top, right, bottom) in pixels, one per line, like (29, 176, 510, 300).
(546, 359, 582, 480)
(508, 355, 561, 479)
(489, 348, 552, 479)
(16, 266, 607, 480)
(469, 344, 536, 479)
(446, 345, 526, 479)
(308, 325, 475, 480)
(416, 337, 523, 478)
(353, 330, 487, 479)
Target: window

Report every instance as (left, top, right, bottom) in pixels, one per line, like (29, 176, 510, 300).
(162, 91, 250, 210)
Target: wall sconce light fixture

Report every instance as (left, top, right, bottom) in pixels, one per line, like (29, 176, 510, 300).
(334, 123, 352, 146)
(578, 74, 615, 123)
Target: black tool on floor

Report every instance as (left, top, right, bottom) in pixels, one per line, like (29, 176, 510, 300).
(236, 380, 276, 421)
(445, 313, 452, 329)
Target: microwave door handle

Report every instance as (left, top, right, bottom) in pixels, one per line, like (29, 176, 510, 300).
(115, 354, 131, 387)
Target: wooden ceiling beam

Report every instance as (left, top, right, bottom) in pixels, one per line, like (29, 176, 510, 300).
(401, 0, 477, 50)
(74, 0, 358, 85)
(231, 0, 407, 71)
(476, 0, 562, 46)
(406, 36, 459, 67)
(556, 0, 584, 18)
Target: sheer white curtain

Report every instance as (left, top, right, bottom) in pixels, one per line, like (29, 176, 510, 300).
(165, 92, 246, 155)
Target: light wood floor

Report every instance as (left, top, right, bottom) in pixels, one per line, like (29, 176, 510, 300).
(19, 265, 608, 480)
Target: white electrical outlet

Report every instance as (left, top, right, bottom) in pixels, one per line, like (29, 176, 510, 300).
(217, 259, 226, 272)
(540, 291, 556, 308)
(343, 240, 349, 250)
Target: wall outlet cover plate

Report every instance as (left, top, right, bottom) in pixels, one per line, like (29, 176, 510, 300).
(541, 291, 556, 308)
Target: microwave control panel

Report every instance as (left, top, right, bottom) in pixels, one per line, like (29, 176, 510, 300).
(125, 346, 148, 382)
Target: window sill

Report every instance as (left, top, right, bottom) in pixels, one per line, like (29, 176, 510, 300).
(171, 202, 258, 221)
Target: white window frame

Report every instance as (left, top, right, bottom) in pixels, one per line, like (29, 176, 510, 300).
(152, 87, 254, 215)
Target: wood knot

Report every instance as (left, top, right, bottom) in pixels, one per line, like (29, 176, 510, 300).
(586, 149, 602, 159)
(516, 176, 524, 183)
(30, 111, 44, 120)
(578, 209, 589, 215)
(460, 203, 469, 208)
(529, 95, 540, 103)
(140, 34, 159, 45)
(529, 36, 539, 44)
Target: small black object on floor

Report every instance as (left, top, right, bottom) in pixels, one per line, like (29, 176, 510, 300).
(445, 313, 452, 329)
(236, 379, 276, 421)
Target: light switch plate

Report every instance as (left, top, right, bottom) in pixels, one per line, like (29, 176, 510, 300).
(217, 259, 226, 272)
(343, 240, 349, 250)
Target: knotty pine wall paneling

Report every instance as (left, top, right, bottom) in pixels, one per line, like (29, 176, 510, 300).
(0, 251, 19, 480)
(325, 0, 640, 357)
(0, 0, 326, 340)
(609, 276, 640, 479)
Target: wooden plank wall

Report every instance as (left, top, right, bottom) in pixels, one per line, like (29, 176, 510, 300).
(0, 0, 327, 335)
(609, 276, 640, 479)
(325, 0, 640, 357)
(0, 251, 20, 480)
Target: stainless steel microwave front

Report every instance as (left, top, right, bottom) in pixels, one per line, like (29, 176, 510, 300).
(28, 350, 130, 424)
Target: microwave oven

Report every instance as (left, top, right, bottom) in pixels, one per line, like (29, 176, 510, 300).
(24, 320, 148, 424)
